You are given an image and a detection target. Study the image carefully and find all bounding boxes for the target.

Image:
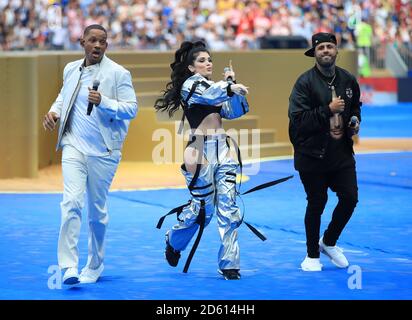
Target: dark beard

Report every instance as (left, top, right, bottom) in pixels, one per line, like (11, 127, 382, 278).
(316, 55, 336, 68)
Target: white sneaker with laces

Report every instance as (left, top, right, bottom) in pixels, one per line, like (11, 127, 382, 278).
(301, 256, 323, 271)
(319, 237, 349, 268)
(62, 267, 80, 286)
(79, 264, 104, 284)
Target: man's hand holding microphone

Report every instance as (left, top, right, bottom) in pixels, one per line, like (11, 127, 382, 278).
(43, 79, 102, 132)
(348, 115, 360, 136)
(87, 80, 101, 115)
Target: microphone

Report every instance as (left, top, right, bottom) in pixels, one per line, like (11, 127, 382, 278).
(87, 79, 100, 116)
(349, 116, 359, 128)
(223, 67, 234, 84)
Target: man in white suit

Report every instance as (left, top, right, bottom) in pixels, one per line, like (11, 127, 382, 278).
(43, 24, 138, 286)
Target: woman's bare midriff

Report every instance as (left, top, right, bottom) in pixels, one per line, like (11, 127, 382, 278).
(185, 113, 225, 174)
(192, 112, 224, 136)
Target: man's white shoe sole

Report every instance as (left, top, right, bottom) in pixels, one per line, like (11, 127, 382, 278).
(301, 267, 322, 272)
(301, 264, 322, 272)
(79, 278, 98, 284)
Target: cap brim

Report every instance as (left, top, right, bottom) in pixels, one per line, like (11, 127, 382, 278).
(304, 47, 315, 57)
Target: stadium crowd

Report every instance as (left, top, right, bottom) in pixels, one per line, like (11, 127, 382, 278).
(0, 0, 410, 53)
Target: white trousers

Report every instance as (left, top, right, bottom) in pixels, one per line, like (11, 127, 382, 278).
(58, 145, 121, 270)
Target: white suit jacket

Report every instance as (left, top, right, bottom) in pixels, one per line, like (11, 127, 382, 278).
(49, 55, 138, 151)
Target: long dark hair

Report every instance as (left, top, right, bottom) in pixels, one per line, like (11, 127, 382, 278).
(154, 41, 209, 117)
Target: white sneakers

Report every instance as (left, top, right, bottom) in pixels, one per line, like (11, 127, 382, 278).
(319, 237, 349, 268)
(301, 256, 323, 271)
(301, 237, 349, 271)
(62, 267, 80, 286)
(79, 264, 104, 284)
(61, 264, 104, 287)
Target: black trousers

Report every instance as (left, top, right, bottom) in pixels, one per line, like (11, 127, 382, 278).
(299, 167, 358, 258)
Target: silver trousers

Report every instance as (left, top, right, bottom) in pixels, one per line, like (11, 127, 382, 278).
(167, 134, 241, 270)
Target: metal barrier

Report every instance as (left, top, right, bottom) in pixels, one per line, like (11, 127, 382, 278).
(398, 44, 412, 70)
(369, 42, 412, 73)
(385, 44, 408, 77)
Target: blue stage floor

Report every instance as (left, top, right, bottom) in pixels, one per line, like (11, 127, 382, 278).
(360, 103, 412, 138)
(0, 152, 411, 300)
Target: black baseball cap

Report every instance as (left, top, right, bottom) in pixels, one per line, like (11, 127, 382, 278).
(304, 32, 337, 57)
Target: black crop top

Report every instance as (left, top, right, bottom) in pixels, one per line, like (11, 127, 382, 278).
(184, 104, 222, 129)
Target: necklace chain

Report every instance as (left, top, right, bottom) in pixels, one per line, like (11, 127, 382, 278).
(327, 73, 336, 86)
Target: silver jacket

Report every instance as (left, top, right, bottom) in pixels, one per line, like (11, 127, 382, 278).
(181, 74, 248, 119)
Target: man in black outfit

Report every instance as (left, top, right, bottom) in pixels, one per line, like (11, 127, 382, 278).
(288, 33, 361, 271)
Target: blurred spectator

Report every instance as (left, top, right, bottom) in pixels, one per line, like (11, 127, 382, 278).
(355, 17, 373, 60)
